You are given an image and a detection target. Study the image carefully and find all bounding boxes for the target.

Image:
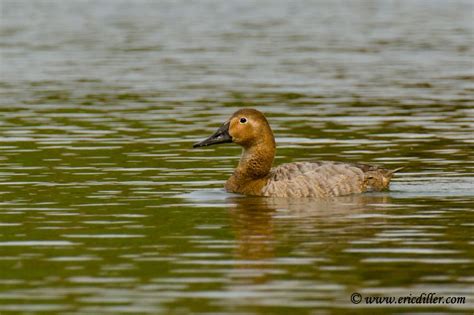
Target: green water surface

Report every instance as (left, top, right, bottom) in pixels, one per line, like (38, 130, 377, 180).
(1, 1, 473, 314)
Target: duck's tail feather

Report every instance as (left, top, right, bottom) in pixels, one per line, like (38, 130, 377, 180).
(388, 167, 405, 175)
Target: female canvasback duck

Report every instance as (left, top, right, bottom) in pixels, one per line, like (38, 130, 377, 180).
(193, 108, 402, 198)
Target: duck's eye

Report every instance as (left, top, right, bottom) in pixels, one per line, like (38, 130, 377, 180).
(239, 117, 247, 124)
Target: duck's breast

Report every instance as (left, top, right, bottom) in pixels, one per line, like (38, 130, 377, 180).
(262, 162, 366, 198)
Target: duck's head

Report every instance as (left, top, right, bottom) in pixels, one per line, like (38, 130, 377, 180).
(193, 108, 274, 149)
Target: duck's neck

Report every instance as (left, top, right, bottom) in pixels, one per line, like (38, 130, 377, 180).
(235, 143, 275, 179)
(225, 141, 275, 196)
(225, 127, 275, 196)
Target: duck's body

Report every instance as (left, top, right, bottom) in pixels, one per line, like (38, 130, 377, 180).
(263, 161, 399, 198)
(194, 108, 401, 198)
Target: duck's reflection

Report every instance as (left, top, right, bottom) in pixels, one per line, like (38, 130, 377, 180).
(226, 194, 393, 283)
(228, 197, 276, 261)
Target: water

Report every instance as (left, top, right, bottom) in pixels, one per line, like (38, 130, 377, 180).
(1, 0, 473, 314)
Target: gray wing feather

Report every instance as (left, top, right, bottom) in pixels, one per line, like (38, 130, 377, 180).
(262, 162, 366, 198)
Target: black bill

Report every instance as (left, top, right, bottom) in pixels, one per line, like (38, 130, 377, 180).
(193, 121, 232, 148)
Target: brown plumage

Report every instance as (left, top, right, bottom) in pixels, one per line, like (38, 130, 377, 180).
(193, 108, 402, 198)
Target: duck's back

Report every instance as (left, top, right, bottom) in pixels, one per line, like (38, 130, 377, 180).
(262, 161, 396, 198)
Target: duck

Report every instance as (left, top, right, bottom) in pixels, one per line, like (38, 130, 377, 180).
(193, 108, 402, 198)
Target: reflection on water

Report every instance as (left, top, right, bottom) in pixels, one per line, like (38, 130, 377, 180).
(228, 195, 391, 282)
(189, 194, 474, 310)
(1, 0, 473, 314)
